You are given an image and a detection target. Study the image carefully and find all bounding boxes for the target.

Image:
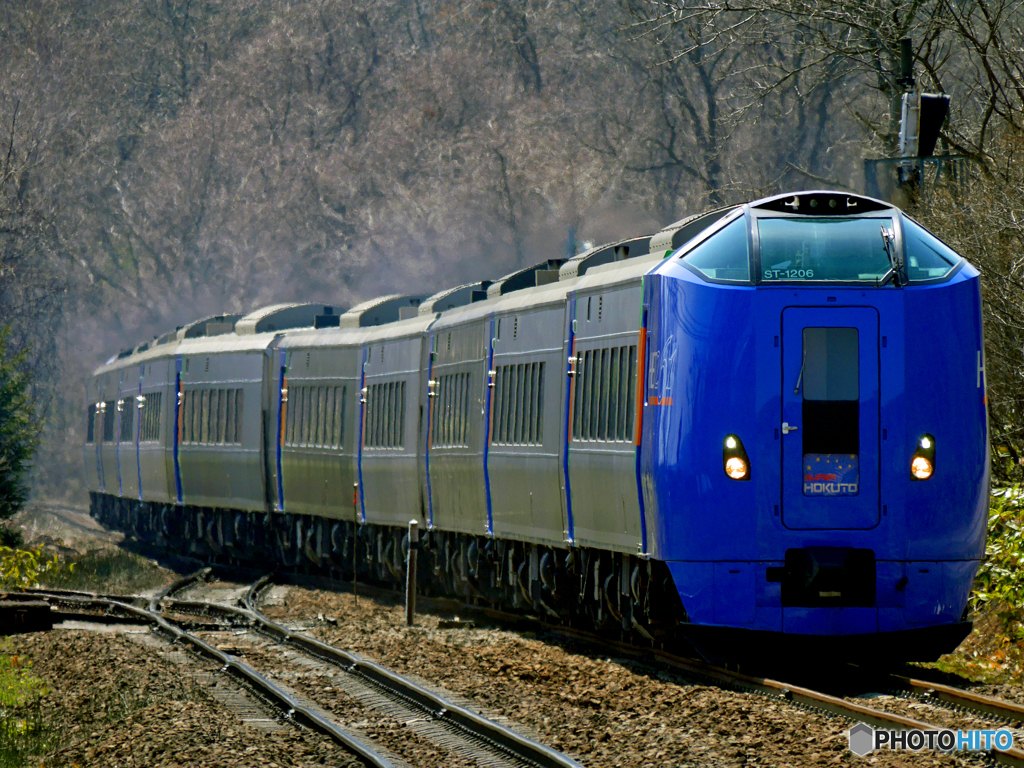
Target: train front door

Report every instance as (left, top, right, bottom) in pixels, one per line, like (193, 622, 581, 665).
(780, 307, 880, 530)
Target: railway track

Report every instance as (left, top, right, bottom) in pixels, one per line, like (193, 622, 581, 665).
(12, 577, 393, 767)
(17, 570, 1024, 764)
(11, 575, 583, 768)
(645, 649, 1024, 764)
(530, 619, 1024, 764)
(163, 574, 583, 768)
(266, 574, 1024, 765)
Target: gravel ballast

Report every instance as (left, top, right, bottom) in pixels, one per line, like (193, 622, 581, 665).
(1, 580, 1010, 767)
(3, 629, 356, 768)
(261, 585, 987, 767)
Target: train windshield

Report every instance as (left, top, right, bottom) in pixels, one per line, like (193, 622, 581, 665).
(758, 218, 892, 283)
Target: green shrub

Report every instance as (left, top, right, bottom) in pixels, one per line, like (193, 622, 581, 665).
(973, 485, 1024, 623)
(0, 547, 67, 591)
(0, 648, 49, 767)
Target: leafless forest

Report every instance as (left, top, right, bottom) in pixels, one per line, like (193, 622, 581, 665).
(0, 0, 1022, 499)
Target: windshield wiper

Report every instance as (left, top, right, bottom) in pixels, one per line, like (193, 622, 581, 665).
(877, 225, 904, 287)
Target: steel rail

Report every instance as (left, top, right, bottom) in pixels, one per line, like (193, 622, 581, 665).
(238, 574, 584, 768)
(31, 571, 1024, 763)
(882, 671, 1024, 724)
(183, 572, 1024, 765)
(148, 567, 212, 608)
(656, 654, 1024, 767)
(249, 572, 1024, 763)
(535, 623, 1024, 767)
(10, 586, 143, 603)
(21, 587, 394, 768)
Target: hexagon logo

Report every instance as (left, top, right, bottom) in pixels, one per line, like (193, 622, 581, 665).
(848, 722, 875, 756)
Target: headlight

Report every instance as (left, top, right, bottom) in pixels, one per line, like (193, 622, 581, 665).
(723, 434, 751, 481)
(911, 456, 933, 479)
(911, 434, 935, 480)
(725, 456, 749, 480)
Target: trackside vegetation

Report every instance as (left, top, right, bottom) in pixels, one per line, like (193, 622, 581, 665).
(0, 547, 66, 591)
(38, 548, 168, 594)
(928, 487, 1024, 682)
(0, 649, 49, 768)
(973, 487, 1024, 621)
(0, 327, 40, 538)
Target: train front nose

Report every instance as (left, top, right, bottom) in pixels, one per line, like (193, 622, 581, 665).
(643, 192, 989, 661)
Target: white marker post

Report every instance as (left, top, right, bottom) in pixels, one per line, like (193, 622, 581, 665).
(406, 520, 418, 627)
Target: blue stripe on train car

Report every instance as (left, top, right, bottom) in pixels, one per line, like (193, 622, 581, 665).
(425, 332, 435, 528)
(137, 363, 143, 500)
(561, 295, 576, 543)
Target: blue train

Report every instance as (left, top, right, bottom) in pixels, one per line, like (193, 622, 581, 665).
(86, 190, 989, 661)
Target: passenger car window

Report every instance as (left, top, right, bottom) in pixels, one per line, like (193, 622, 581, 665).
(86, 404, 96, 443)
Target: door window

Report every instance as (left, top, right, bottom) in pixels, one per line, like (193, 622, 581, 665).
(801, 327, 859, 496)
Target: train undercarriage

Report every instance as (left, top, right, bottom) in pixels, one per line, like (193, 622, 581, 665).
(89, 492, 689, 647)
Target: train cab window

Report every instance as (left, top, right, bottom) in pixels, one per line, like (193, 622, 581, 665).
(758, 217, 891, 282)
(901, 217, 961, 282)
(676, 216, 750, 282)
(802, 327, 859, 495)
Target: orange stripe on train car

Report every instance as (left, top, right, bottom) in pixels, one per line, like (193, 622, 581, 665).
(635, 328, 646, 446)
